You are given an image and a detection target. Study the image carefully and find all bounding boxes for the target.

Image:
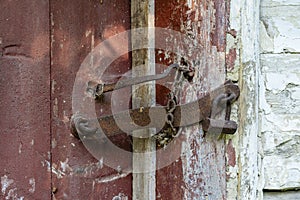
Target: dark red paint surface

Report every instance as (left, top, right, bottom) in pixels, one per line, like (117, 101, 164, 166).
(50, 0, 132, 199)
(0, 1, 51, 199)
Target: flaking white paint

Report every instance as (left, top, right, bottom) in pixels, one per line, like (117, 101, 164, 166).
(28, 178, 35, 193)
(60, 158, 72, 173)
(260, 1, 300, 199)
(1, 175, 24, 200)
(112, 193, 128, 200)
(226, 0, 261, 199)
(1, 175, 14, 195)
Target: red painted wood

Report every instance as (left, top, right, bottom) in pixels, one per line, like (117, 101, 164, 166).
(155, 1, 228, 199)
(0, 1, 51, 199)
(0, 0, 228, 199)
(50, 0, 132, 199)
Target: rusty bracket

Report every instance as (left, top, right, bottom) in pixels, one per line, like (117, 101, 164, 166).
(71, 78, 240, 139)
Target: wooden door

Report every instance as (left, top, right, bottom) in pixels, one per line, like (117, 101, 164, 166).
(0, 0, 229, 199)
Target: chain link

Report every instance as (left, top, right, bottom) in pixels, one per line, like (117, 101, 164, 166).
(154, 65, 189, 147)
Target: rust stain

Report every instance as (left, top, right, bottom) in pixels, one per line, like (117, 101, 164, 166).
(226, 139, 236, 167)
(212, 0, 227, 52)
(226, 48, 237, 71)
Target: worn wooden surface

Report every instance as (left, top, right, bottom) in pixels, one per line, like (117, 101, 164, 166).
(131, 0, 156, 200)
(225, 0, 261, 199)
(0, 1, 51, 199)
(0, 0, 231, 199)
(50, 0, 132, 199)
(155, 0, 227, 199)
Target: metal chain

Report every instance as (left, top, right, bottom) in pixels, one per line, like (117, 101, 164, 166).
(154, 65, 188, 147)
(166, 69, 184, 132)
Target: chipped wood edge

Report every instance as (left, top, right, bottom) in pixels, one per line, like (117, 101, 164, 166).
(226, 0, 262, 199)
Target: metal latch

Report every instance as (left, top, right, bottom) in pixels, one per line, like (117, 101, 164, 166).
(71, 64, 240, 145)
(86, 63, 189, 99)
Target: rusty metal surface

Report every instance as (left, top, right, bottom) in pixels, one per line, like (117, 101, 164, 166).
(155, 0, 229, 199)
(71, 82, 239, 139)
(50, 0, 132, 199)
(0, 1, 51, 199)
(87, 63, 179, 98)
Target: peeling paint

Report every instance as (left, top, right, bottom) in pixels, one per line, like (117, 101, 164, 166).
(112, 193, 128, 200)
(95, 171, 130, 184)
(1, 175, 24, 200)
(226, 48, 237, 71)
(260, 53, 300, 191)
(28, 178, 35, 193)
(18, 143, 22, 154)
(261, 4, 300, 53)
(1, 175, 14, 195)
(52, 138, 57, 149)
(225, 0, 261, 199)
(155, 0, 228, 198)
(6, 188, 24, 200)
(181, 127, 203, 200)
(60, 158, 72, 173)
(226, 139, 236, 167)
(72, 158, 104, 178)
(45, 161, 66, 179)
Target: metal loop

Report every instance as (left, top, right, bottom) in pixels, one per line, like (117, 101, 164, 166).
(211, 91, 237, 119)
(213, 93, 227, 107)
(172, 127, 182, 138)
(71, 115, 98, 136)
(166, 98, 176, 113)
(225, 103, 232, 121)
(220, 92, 237, 104)
(210, 93, 227, 119)
(166, 113, 174, 125)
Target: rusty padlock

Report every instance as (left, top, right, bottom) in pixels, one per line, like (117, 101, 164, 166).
(202, 92, 238, 134)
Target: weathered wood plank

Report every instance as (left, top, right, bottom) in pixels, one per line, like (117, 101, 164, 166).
(0, 0, 51, 199)
(225, 0, 261, 199)
(50, 0, 132, 199)
(155, 0, 227, 199)
(131, 0, 156, 199)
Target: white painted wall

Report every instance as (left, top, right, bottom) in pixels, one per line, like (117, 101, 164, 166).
(260, 0, 300, 199)
(226, 0, 300, 199)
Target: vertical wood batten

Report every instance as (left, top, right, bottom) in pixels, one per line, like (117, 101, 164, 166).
(225, 0, 261, 199)
(131, 0, 156, 199)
